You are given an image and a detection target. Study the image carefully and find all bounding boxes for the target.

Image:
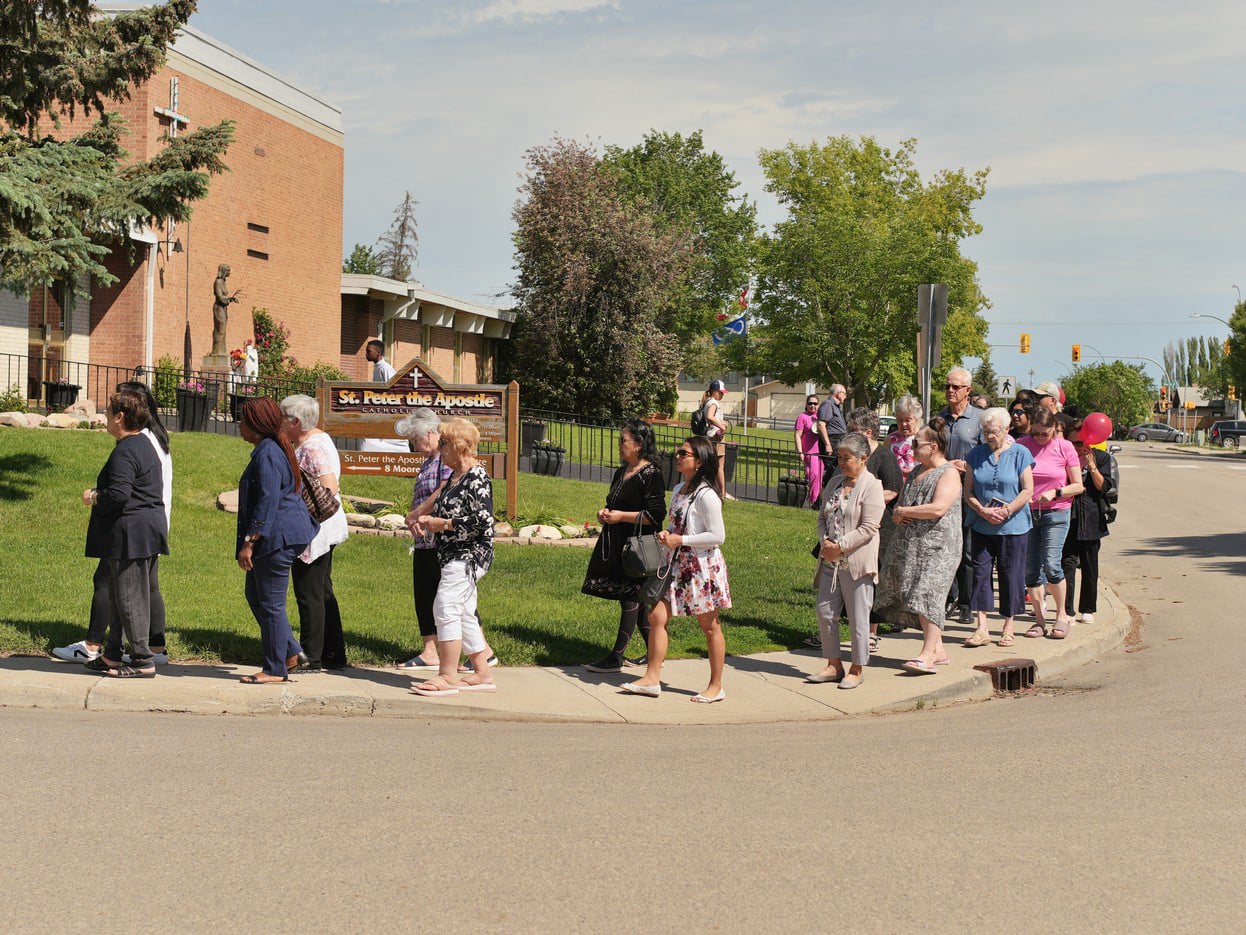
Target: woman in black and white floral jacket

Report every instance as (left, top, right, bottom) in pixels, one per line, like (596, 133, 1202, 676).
(410, 418, 496, 697)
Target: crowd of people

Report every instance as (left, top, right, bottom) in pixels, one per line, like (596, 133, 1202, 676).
(56, 372, 1114, 704)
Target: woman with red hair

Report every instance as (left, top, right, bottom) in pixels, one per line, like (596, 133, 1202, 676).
(236, 397, 319, 683)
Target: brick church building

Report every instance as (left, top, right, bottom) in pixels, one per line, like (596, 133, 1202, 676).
(0, 12, 510, 404)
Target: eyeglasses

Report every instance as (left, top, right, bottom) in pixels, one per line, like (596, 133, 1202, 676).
(915, 440, 937, 450)
(675, 450, 694, 459)
(944, 383, 969, 391)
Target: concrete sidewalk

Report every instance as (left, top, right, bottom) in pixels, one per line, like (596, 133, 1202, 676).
(0, 586, 1129, 724)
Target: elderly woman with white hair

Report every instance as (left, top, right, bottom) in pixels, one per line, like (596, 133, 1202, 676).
(961, 406, 1034, 647)
(888, 395, 923, 480)
(280, 394, 350, 671)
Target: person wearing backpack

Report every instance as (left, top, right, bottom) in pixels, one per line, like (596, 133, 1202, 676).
(1060, 419, 1114, 625)
(694, 380, 732, 498)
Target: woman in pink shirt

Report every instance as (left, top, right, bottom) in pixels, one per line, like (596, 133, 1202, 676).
(1019, 410, 1084, 638)
(793, 394, 823, 506)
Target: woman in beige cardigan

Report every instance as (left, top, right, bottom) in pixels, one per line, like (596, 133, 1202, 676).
(806, 432, 885, 690)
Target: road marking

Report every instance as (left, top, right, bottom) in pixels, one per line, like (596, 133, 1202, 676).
(1166, 465, 1199, 469)
(1117, 464, 1138, 469)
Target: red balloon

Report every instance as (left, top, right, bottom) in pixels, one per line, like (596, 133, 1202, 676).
(1082, 412, 1112, 445)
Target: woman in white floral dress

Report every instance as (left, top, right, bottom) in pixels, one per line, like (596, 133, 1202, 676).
(622, 436, 731, 703)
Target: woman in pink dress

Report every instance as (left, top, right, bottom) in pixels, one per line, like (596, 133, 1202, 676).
(793, 394, 823, 506)
(888, 395, 923, 480)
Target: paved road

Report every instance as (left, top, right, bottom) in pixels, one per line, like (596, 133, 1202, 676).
(2, 443, 1243, 933)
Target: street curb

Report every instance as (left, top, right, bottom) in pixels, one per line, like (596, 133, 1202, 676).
(0, 585, 1130, 725)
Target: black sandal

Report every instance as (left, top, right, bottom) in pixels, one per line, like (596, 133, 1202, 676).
(107, 664, 155, 679)
(83, 657, 119, 672)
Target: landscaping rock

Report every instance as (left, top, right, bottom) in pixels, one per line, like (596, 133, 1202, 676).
(46, 413, 80, 429)
(0, 412, 27, 427)
(494, 521, 515, 537)
(88, 413, 107, 426)
(65, 399, 96, 417)
(377, 513, 406, 530)
(341, 496, 393, 515)
(24, 413, 47, 428)
(217, 490, 239, 513)
(346, 513, 377, 528)
(558, 524, 582, 539)
(518, 524, 562, 540)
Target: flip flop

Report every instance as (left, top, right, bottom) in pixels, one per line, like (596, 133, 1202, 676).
(902, 659, 937, 675)
(396, 656, 438, 669)
(458, 682, 497, 693)
(411, 682, 459, 696)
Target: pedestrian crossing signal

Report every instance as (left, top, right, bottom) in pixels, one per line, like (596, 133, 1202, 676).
(1071, 344, 1081, 363)
(1020, 333, 1030, 353)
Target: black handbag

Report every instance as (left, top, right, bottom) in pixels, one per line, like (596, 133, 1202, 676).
(300, 468, 340, 524)
(621, 512, 663, 578)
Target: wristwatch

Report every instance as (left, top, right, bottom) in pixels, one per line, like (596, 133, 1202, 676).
(244, 534, 261, 544)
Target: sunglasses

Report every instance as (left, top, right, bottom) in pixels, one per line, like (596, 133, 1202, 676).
(945, 383, 969, 390)
(1010, 409, 1026, 416)
(807, 401, 819, 407)
(675, 450, 694, 459)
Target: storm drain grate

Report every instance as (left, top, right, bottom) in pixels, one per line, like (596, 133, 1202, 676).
(973, 657, 1037, 693)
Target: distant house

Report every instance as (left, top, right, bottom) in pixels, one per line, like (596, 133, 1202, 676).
(1169, 385, 1243, 432)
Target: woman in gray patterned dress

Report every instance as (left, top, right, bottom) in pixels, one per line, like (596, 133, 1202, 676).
(875, 417, 963, 674)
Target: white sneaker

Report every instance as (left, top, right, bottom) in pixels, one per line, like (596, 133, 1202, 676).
(52, 640, 100, 663)
(122, 651, 169, 666)
(1080, 613, 1095, 625)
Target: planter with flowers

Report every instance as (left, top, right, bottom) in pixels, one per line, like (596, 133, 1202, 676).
(43, 379, 81, 413)
(176, 380, 219, 432)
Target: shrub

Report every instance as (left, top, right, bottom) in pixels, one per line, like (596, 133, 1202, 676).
(285, 359, 348, 385)
(153, 356, 181, 409)
(0, 384, 27, 412)
(251, 307, 291, 382)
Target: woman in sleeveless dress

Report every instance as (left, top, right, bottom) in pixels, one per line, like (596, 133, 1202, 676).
(875, 417, 963, 675)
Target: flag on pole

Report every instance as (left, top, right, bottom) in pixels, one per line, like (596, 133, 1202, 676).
(712, 314, 747, 345)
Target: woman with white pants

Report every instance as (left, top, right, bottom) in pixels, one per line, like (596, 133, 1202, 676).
(805, 433, 884, 690)
(409, 418, 496, 696)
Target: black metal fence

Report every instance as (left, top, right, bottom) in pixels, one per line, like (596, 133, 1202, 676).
(518, 408, 807, 505)
(3, 353, 319, 435)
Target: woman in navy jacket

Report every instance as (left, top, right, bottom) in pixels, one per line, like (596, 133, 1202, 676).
(83, 390, 169, 677)
(236, 397, 318, 683)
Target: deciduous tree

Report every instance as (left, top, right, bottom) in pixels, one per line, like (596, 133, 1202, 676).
(0, 0, 234, 292)
(1062, 361, 1155, 434)
(342, 242, 380, 274)
(604, 130, 755, 375)
(751, 136, 989, 406)
(504, 137, 689, 420)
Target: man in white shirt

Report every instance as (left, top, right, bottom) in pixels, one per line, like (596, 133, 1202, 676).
(361, 339, 406, 452)
(366, 339, 395, 382)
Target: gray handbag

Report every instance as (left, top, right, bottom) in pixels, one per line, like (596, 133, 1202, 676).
(621, 512, 663, 578)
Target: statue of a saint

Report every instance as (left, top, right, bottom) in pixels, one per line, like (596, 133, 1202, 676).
(211, 264, 240, 357)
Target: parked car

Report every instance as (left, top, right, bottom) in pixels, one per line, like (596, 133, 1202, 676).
(1127, 422, 1186, 444)
(1209, 420, 1246, 449)
(878, 415, 896, 440)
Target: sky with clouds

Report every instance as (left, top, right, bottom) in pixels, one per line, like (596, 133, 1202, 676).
(187, 0, 1246, 390)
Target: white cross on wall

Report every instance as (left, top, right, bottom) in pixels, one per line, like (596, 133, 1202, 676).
(153, 77, 189, 138)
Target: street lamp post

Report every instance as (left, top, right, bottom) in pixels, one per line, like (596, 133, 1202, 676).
(1191, 312, 1230, 327)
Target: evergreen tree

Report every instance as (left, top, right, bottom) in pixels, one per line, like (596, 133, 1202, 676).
(374, 191, 419, 281)
(1, 0, 234, 292)
(973, 356, 999, 404)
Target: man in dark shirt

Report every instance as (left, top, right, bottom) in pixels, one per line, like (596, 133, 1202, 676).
(816, 383, 848, 471)
(937, 367, 983, 624)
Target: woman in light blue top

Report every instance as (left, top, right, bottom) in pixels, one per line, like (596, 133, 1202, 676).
(962, 407, 1034, 647)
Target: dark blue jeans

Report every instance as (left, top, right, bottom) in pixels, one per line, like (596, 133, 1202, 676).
(970, 530, 1028, 619)
(246, 546, 303, 677)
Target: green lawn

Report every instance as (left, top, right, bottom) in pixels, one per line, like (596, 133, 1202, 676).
(0, 427, 833, 667)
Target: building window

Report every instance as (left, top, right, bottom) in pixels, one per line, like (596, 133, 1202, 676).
(247, 222, 270, 233)
(421, 324, 431, 358)
(453, 332, 462, 382)
(246, 249, 268, 261)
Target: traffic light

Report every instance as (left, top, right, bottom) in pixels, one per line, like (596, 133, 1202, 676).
(1071, 344, 1081, 363)
(1226, 338, 1232, 356)
(1159, 386, 1168, 407)
(1020, 333, 1031, 354)
(1231, 385, 1238, 400)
